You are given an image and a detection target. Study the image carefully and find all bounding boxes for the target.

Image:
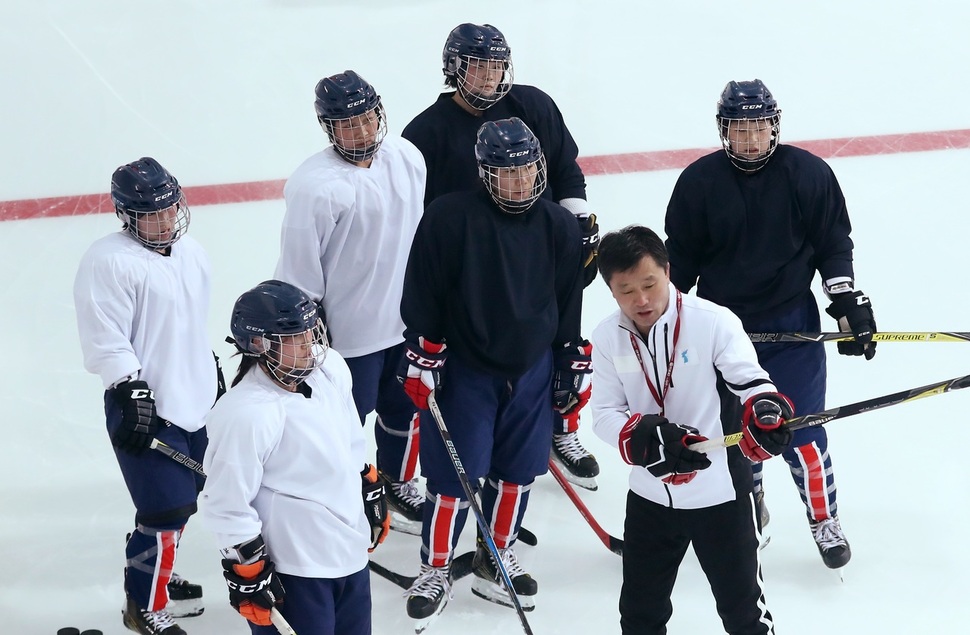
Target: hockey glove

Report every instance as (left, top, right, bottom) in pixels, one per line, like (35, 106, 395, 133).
(739, 393, 795, 462)
(825, 289, 877, 360)
(618, 414, 711, 485)
(222, 555, 285, 627)
(111, 380, 160, 454)
(578, 214, 600, 287)
(397, 336, 447, 410)
(552, 340, 593, 416)
(361, 464, 390, 552)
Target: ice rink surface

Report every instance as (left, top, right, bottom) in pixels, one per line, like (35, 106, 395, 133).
(2, 1, 970, 633)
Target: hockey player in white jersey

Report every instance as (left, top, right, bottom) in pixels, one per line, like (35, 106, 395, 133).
(200, 280, 389, 635)
(73, 157, 218, 635)
(274, 70, 427, 534)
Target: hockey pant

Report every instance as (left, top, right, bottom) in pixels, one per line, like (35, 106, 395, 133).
(344, 344, 420, 482)
(105, 391, 206, 611)
(417, 352, 554, 566)
(747, 293, 839, 521)
(246, 566, 371, 635)
(621, 491, 774, 635)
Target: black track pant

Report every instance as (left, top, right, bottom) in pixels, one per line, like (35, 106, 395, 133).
(620, 491, 774, 635)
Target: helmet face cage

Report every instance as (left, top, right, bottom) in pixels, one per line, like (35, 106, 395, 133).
(253, 318, 329, 386)
(717, 113, 781, 173)
(480, 155, 547, 214)
(715, 79, 782, 173)
(455, 56, 514, 111)
(321, 99, 388, 164)
(117, 196, 190, 249)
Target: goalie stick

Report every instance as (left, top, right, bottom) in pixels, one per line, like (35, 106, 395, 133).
(691, 372, 970, 453)
(548, 460, 624, 556)
(369, 551, 476, 590)
(748, 331, 970, 343)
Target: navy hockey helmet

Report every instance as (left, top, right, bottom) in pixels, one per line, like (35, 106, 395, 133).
(314, 70, 387, 164)
(715, 79, 782, 173)
(110, 157, 189, 249)
(443, 23, 513, 110)
(475, 117, 547, 214)
(231, 280, 329, 385)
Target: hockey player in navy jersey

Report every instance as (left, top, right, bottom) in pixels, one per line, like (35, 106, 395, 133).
(74, 158, 218, 635)
(273, 70, 426, 535)
(402, 21, 601, 490)
(398, 118, 588, 626)
(664, 79, 877, 569)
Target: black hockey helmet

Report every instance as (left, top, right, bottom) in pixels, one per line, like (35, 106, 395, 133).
(110, 157, 189, 249)
(475, 117, 547, 214)
(715, 79, 782, 173)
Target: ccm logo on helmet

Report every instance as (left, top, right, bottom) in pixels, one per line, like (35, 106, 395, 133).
(302, 309, 315, 322)
(508, 150, 530, 158)
(741, 104, 764, 110)
(347, 98, 366, 109)
(154, 191, 174, 202)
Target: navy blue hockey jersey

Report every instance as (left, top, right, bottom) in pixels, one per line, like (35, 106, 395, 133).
(402, 85, 587, 207)
(664, 145, 855, 321)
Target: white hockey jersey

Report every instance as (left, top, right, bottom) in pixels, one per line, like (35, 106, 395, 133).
(199, 350, 370, 579)
(274, 135, 426, 358)
(73, 232, 216, 432)
(591, 284, 776, 509)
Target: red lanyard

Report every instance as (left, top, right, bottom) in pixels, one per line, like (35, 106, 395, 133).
(629, 290, 681, 416)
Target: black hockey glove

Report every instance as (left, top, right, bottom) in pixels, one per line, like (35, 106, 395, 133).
(111, 380, 160, 454)
(222, 555, 285, 627)
(618, 414, 711, 485)
(361, 464, 390, 552)
(552, 340, 593, 416)
(825, 289, 877, 360)
(578, 214, 600, 287)
(739, 393, 794, 462)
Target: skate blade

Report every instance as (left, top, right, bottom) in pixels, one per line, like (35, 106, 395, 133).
(166, 597, 205, 617)
(550, 456, 598, 491)
(412, 595, 450, 634)
(470, 578, 535, 612)
(389, 511, 423, 536)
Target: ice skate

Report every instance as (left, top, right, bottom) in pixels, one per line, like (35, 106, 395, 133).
(122, 595, 186, 635)
(810, 515, 851, 569)
(406, 563, 453, 633)
(471, 539, 536, 611)
(550, 431, 600, 491)
(165, 573, 204, 618)
(381, 472, 424, 535)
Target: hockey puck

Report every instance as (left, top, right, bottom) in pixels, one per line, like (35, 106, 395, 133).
(79, 631, 104, 635)
(56, 629, 80, 635)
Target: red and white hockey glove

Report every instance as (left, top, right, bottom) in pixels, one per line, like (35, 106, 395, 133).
(618, 413, 711, 485)
(552, 340, 593, 416)
(739, 393, 795, 462)
(397, 336, 446, 410)
(361, 464, 390, 552)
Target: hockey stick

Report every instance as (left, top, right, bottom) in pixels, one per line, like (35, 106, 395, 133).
(426, 392, 534, 635)
(148, 443, 295, 635)
(748, 331, 970, 343)
(150, 439, 206, 478)
(270, 608, 297, 635)
(691, 372, 970, 453)
(548, 460, 624, 556)
(369, 551, 476, 590)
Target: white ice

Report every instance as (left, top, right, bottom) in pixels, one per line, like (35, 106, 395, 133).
(2, 1, 970, 634)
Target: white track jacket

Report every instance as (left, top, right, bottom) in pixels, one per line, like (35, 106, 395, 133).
(200, 350, 370, 579)
(591, 284, 776, 509)
(274, 136, 426, 358)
